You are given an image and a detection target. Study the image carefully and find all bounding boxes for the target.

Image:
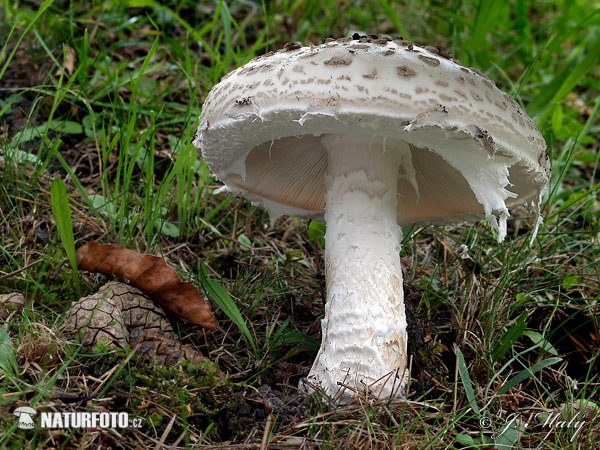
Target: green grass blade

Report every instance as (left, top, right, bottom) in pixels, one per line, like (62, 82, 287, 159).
(0, 328, 18, 380)
(492, 310, 528, 361)
(198, 262, 257, 354)
(497, 357, 562, 395)
(50, 178, 81, 296)
(131, 35, 159, 96)
(456, 346, 480, 416)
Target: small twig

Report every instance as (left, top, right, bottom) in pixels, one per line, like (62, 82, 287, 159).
(260, 414, 273, 450)
(0, 258, 44, 280)
(93, 344, 141, 395)
(155, 414, 176, 450)
(50, 387, 97, 404)
(381, 402, 399, 427)
(170, 429, 187, 449)
(421, 369, 452, 393)
(48, 258, 70, 281)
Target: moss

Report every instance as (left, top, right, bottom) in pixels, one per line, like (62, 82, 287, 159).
(147, 411, 165, 429)
(112, 356, 259, 440)
(90, 339, 113, 355)
(417, 341, 447, 379)
(125, 357, 230, 416)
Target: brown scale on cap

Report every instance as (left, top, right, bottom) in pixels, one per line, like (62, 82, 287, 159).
(454, 90, 469, 100)
(396, 65, 417, 78)
(470, 67, 487, 78)
(284, 42, 302, 52)
(235, 97, 252, 106)
(440, 93, 458, 102)
(482, 77, 496, 88)
(472, 126, 497, 156)
(418, 54, 441, 67)
(324, 56, 353, 66)
(422, 45, 452, 59)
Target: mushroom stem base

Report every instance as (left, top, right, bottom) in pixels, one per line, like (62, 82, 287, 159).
(304, 134, 409, 402)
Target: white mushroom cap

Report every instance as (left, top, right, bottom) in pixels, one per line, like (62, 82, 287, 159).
(13, 406, 36, 416)
(195, 36, 550, 238)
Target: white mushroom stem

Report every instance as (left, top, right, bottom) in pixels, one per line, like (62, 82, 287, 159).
(306, 134, 409, 401)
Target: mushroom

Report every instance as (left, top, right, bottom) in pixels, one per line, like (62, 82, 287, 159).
(194, 37, 550, 401)
(13, 406, 37, 429)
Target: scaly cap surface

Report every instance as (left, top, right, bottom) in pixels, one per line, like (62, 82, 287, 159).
(195, 36, 550, 234)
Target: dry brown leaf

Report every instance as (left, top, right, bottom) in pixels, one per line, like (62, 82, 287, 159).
(0, 293, 25, 319)
(64, 282, 207, 366)
(76, 241, 217, 329)
(56, 46, 76, 76)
